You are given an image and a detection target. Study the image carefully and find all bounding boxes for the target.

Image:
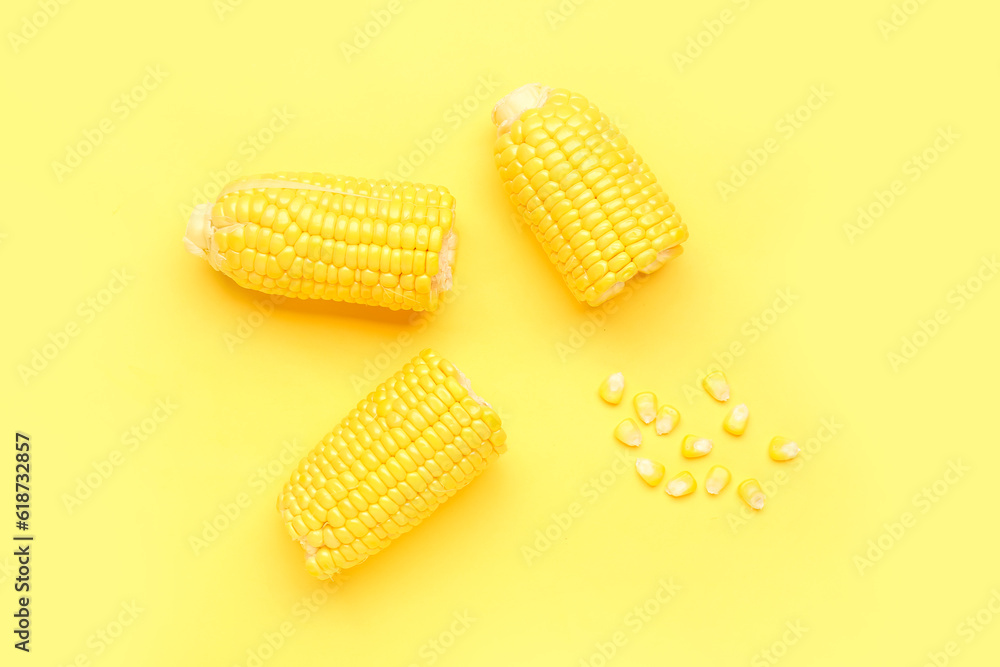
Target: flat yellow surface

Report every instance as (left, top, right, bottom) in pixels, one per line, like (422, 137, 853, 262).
(4, 0, 999, 664)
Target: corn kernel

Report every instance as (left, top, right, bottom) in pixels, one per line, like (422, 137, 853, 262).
(633, 392, 657, 425)
(614, 418, 642, 447)
(598, 372, 625, 405)
(704, 465, 731, 495)
(738, 479, 766, 510)
(654, 405, 679, 435)
(635, 458, 665, 487)
(665, 471, 696, 497)
(768, 436, 800, 461)
(702, 371, 730, 402)
(722, 403, 749, 436)
(681, 435, 712, 458)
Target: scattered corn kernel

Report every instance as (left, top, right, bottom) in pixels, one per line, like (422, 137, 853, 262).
(704, 465, 732, 495)
(722, 403, 749, 436)
(665, 471, 696, 497)
(633, 392, 657, 424)
(655, 405, 680, 435)
(768, 436, 800, 461)
(614, 419, 643, 447)
(702, 371, 730, 402)
(635, 458, 666, 487)
(738, 479, 766, 510)
(599, 372, 625, 405)
(681, 435, 713, 458)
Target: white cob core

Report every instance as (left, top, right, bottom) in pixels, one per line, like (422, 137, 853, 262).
(492, 83, 552, 135)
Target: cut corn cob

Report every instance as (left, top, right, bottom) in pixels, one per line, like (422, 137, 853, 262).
(738, 479, 766, 510)
(277, 349, 506, 578)
(723, 403, 749, 436)
(665, 471, 696, 497)
(184, 172, 457, 312)
(614, 418, 643, 447)
(492, 84, 687, 306)
(702, 371, 730, 402)
(768, 437, 800, 461)
(655, 405, 679, 435)
(704, 465, 731, 495)
(633, 392, 657, 424)
(681, 435, 713, 458)
(599, 372, 625, 405)
(635, 458, 665, 487)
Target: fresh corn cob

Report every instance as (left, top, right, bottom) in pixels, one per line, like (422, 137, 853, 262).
(184, 172, 457, 311)
(492, 84, 687, 306)
(277, 350, 506, 578)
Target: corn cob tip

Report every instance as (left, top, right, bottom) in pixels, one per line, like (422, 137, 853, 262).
(183, 202, 214, 261)
(492, 83, 551, 135)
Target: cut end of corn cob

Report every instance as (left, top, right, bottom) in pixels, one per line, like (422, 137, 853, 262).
(633, 392, 657, 424)
(614, 418, 642, 447)
(277, 349, 506, 579)
(654, 405, 679, 435)
(184, 172, 458, 312)
(665, 471, 696, 497)
(681, 435, 713, 458)
(704, 465, 731, 495)
(598, 372, 625, 405)
(493, 85, 687, 307)
(635, 458, 665, 487)
(738, 479, 766, 510)
(702, 371, 730, 402)
(723, 403, 749, 436)
(768, 437, 800, 461)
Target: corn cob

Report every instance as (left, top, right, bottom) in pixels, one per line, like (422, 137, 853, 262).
(277, 349, 506, 578)
(184, 172, 457, 311)
(492, 84, 687, 306)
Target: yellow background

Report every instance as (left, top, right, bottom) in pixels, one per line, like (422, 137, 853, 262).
(4, 0, 1000, 664)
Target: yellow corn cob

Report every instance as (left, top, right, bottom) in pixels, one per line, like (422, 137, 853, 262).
(277, 349, 506, 578)
(184, 172, 457, 311)
(492, 84, 687, 306)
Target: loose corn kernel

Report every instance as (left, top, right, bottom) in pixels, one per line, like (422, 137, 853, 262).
(654, 405, 679, 435)
(614, 418, 642, 447)
(633, 392, 657, 425)
(702, 371, 730, 402)
(722, 403, 749, 436)
(681, 435, 713, 458)
(665, 471, 696, 497)
(738, 479, 766, 510)
(768, 436, 800, 461)
(704, 465, 731, 495)
(635, 458, 665, 487)
(599, 372, 625, 405)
